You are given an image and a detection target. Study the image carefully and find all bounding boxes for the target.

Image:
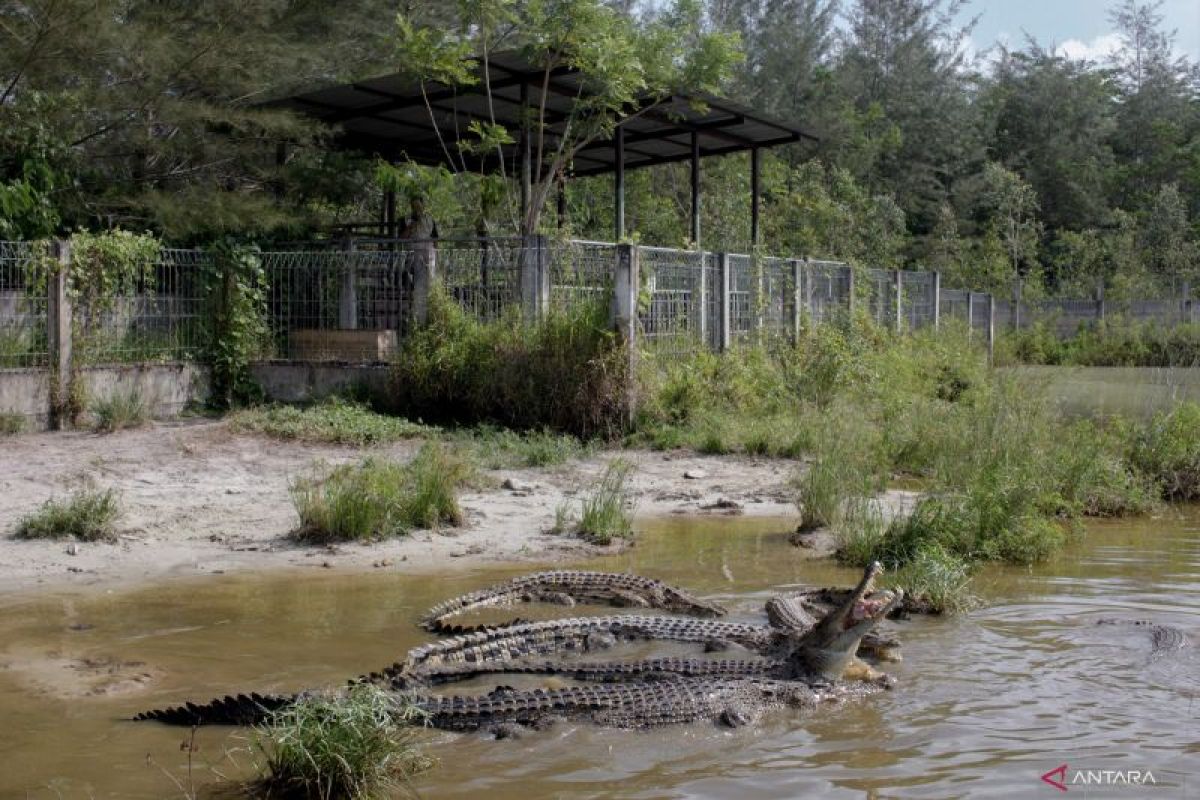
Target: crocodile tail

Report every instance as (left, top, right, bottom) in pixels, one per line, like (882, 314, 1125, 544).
(133, 692, 295, 726)
(424, 617, 530, 635)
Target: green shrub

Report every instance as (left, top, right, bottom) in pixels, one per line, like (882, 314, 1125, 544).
(0, 411, 25, 435)
(14, 488, 121, 541)
(231, 397, 427, 446)
(997, 319, 1200, 368)
(455, 425, 589, 469)
(1128, 402, 1200, 499)
(290, 444, 471, 543)
(577, 459, 636, 544)
(91, 388, 149, 432)
(885, 544, 977, 614)
(253, 684, 431, 800)
(389, 289, 630, 438)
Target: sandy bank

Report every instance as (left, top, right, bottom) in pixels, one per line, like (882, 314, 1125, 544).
(0, 421, 814, 597)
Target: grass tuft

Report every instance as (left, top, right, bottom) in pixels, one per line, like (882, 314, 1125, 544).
(14, 488, 121, 542)
(92, 388, 149, 432)
(454, 425, 590, 469)
(0, 411, 25, 435)
(576, 459, 637, 545)
(231, 397, 428, 446)
(253, 684, 432, 800)
(290, 443, 471, 543)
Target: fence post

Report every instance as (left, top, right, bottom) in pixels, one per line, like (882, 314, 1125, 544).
(47, 239, 73, 430)
(1095, 279, 1105, 324)
(1183, 281, 1193, 324)
(986, 293, 995, 366)
(717, 252, 731, 352)
(690, 251, 707, 346)
(519, 234, 549, 319)
(791, 258, 803, 344)
(613, 243, 640, 426)
(806, 259, 817, 321)
(338, 238, 358, 330)
(932, 271, 942, 331)
(751, 253, 765, 343)
(966, 291, 975, 340)
(845, 264, 855, 316)
(893, 269, 903, 332)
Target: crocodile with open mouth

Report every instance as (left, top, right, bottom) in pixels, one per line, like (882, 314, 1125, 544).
(135, 563, 902, 731)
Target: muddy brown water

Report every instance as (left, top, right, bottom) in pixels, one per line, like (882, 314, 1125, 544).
(1, 514, 1197, 799)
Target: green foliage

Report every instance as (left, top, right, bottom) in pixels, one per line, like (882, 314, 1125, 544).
(997, 320, 1200, 368)
(230, 398, 428, 446)
(91, 388, 149, 432)
(253, 684, 431, 800)
(0, 411, 25, 435)
(67, 230, 160, 314)
(454, 425, 590, 469)
(389, 287, 630, 438)
(575, 459, 636, 545)
(884, 544, 978, 614)
(1127, 402, 1200, 500)
(202, 240, 268, 408)
(13, 488, 121, 542)
(290, 444, 471, 543)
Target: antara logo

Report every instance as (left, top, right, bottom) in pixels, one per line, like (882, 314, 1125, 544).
(1041, 763, 1159, 791)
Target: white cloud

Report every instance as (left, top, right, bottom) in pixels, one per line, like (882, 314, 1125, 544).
(1056, 33, 1122, 63)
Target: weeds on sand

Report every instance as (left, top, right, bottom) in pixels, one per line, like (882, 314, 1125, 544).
(290, 443, 471, 543)
(0, 411, 25, 435)
(231, 397, 428, 446)
(91, 388, 149, 432)
(13, 488, 121, 541)
(566, 459, 636, 545)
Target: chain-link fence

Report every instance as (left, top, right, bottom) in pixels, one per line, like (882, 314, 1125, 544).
(0, 240, 48, 369)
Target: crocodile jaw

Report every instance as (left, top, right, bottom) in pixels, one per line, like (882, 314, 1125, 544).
(792, 562, 903, 681)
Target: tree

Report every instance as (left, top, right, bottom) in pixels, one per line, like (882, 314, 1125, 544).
(1141, 183, 1198, 292)
(394, 0, 741, 235)
(980, 162, 1042, 285)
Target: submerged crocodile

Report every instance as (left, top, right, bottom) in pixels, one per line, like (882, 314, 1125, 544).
(1096, 618, 1188, 654)
(136, 563, 902, 731)
(419, 570, 727, 633)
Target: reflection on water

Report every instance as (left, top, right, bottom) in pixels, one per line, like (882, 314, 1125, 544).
(0, 513, 1196, 799)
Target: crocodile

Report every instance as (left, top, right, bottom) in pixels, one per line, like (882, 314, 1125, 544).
(1096, 618, 1188, 654)
(135, 563, 901, 731)
(419, 570, 727, 633)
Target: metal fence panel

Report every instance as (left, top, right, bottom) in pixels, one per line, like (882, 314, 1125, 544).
(638, 246, 705, 356)
(0, 240, 48, 369)
(548, 240, 615, 312)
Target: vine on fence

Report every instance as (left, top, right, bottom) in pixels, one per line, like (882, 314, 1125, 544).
(202, 240, 267, 408)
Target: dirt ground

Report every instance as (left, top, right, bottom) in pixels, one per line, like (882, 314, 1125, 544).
(0, 420, 811, 596)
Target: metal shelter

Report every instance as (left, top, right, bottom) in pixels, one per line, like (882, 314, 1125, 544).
(267, 50, 815, 245)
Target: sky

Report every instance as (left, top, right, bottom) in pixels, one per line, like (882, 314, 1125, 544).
(961, 0, 1200, 62)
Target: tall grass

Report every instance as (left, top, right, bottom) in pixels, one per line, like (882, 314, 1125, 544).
(290, 443, 471, 543)
(389, 288, 630, 438)
(91, 388, 149, 432)
(253, 684, 431, 800)
(13, 488, 121, 541)
(575, 459, 637, 544)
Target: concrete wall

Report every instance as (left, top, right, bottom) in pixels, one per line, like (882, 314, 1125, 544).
(0, 363, 210, 430)
(249, 361, 391, 404)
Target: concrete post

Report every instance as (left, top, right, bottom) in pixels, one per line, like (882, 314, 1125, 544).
(519, 234, 549, 320)
(791, 258, 803, 344)
(1095, 279, 1106, 324)
(932, 271, 942, 331)
(966, 291, 975, 340)
(690, 252, 707, 347)
(410, 239, 437, 327)
(338, 239, 358, 330)
(987, 293, 996, 366)
(893, 269, 903, 332)
(752, 254, 765, 343)
(806, 260, 816, 321)
(47, 239, 73, 430)
(717, 253, 731, 352)
(613, 243, 639, 426)
(1183, 281, 1193, 324)
(845, 265, 855, 316)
